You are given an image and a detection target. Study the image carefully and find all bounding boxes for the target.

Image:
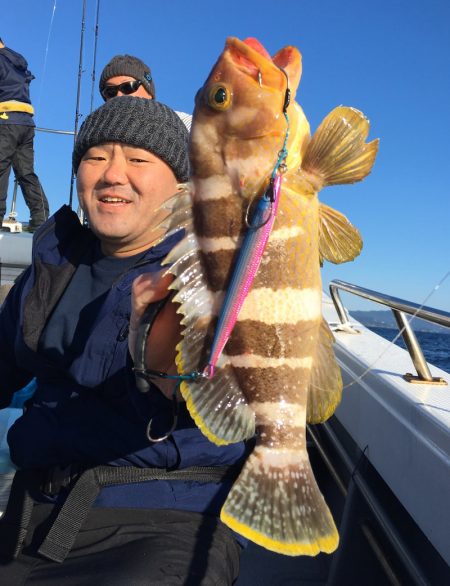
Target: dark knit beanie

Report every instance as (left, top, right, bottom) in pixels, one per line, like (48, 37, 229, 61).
(99, 54, 156, 98)
(72, 97, 189, 181)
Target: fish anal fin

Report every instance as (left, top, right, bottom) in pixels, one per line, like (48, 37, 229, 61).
(307, 320, 343, 423)
(301, 106, 379, 189)
(221, 447, 339, 555)
(319, 203, 363, 264)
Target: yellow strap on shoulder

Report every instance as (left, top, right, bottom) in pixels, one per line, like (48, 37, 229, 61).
(0, 100, 35, 115)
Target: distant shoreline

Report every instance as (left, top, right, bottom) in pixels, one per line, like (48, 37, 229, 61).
(366, 324, 450, 336)
(349, 310, 450, 336)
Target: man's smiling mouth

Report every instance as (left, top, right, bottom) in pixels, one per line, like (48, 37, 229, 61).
(99, 196, 130, 204)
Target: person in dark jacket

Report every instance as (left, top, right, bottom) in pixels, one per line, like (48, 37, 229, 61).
(0, 37, 49, 231)
(0, 96, 245, 584)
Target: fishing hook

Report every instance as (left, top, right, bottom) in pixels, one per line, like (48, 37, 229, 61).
(277, 66, 291, 113)
(140, 369, 203, 442)
(146, 388, 179, 443)
(257, 70, 263, 87)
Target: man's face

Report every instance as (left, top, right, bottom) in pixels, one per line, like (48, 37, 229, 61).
(103, 75, 153, 100)
(77, 143, 179, 256)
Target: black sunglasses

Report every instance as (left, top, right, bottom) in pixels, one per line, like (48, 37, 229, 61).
(102, 80, 142, 100)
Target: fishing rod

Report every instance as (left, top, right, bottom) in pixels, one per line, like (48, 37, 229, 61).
(89, 0, 101, 113)
(69, 0, 87, 209)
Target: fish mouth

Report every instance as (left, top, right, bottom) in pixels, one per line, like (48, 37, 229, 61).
(225, 37, 301, 95)
(226, 37, 276, 78)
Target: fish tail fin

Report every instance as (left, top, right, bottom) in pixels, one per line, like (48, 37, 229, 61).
(221, 447, 339, 556)
(301, 106, 379, 189)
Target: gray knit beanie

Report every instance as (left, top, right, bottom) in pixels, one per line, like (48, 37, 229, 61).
(99, 54, 155, 99)
(72, 97, 189, 181)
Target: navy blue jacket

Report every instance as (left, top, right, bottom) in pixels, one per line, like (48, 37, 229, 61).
(0, 206, 247, 515)
(0, 46, 35, 126)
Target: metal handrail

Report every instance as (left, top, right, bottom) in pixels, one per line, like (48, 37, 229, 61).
(329, 280, 449, 385)
(36, 126, 75, 136)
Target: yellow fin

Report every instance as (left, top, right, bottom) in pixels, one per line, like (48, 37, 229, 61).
(221, 447, 339, 556)
(301, 106, 379, 189)
(177, 353, 256, 446)
(285, 102, 311, 170)
(319, 202, 363, 264)
(307, 319, 343, 423)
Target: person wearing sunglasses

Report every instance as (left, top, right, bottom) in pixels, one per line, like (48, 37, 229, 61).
(99, 54, 192, 130)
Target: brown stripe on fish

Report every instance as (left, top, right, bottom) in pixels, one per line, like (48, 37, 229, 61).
(225, 320, 318, 358)
(199, 249, 239, 292)
(231, 365, 311, 402)
(193, 199, 245, 239)
(254, 238, 319, 289)
(193, 195, 311, 240)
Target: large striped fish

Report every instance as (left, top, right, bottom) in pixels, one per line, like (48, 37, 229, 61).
(161, 37, 378, 556)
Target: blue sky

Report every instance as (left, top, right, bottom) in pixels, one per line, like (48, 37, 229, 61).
(2, 0, 449, 311)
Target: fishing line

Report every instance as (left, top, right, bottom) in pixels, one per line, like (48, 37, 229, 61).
(35, 0, 58, 121)
(336, 269, 450, 391)
(244, 114, 289, 229)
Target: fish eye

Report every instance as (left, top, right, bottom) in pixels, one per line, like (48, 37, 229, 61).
(207, 83, 232, 111)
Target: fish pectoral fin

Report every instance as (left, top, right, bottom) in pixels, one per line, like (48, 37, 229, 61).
(166, 242, 256, 446)
(319, 203, 363, 264)
(178, 362, 256, 445)
(307, 319, 343, 423)
(301, 106, 379, 189)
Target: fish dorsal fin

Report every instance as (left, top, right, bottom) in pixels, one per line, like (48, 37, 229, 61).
(301, 106, 379, 191)
(307, 319, 343, 423)
(319, 203, 363, 264)
(272, 46, 302, 98)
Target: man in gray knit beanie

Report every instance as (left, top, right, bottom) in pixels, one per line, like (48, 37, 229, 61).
(99, 54, 156, 100)
(74, 95, 189, 256)
(73, 96, 189, 181)
(99, 53, 192, 130)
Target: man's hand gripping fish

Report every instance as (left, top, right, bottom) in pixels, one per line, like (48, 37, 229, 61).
(159, 37, 378, 556)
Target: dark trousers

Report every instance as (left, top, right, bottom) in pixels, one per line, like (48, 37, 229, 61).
(0, 124, 49, 225)
(0, 504, 241, 585)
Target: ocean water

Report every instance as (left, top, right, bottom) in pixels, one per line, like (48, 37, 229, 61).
(368, 326, 450, 374)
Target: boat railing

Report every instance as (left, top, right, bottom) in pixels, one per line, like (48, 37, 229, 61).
(329, 279, 449, 385)
(35, 126, 75, 136)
